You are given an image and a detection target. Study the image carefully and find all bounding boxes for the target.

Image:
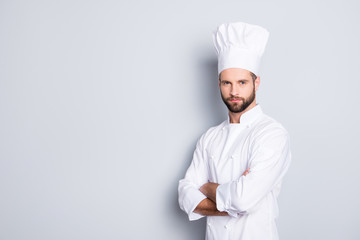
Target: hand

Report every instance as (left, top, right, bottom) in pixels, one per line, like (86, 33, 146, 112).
(242, 168, 250, 176)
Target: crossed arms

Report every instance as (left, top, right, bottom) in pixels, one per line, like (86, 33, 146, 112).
(194, 168, 250, 216)
(178, 128, 291, 220)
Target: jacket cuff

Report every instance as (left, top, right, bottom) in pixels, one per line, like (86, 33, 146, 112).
(216, 183, 238, 218)
(183, 188, 207, 221)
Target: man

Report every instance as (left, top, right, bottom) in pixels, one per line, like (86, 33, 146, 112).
(178, 22, 291, 240)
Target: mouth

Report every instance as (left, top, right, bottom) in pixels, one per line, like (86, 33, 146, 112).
(229, 98, 243, 103)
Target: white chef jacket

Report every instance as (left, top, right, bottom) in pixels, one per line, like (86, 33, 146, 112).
(178, 105, 291, 240)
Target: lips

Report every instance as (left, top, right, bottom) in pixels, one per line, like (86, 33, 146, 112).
(229, 98, 243, 103)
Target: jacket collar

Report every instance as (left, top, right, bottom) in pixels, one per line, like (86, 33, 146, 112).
(227, 104, 263, 127)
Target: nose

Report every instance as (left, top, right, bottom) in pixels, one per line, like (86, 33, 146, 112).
(230, 84, 241, 96)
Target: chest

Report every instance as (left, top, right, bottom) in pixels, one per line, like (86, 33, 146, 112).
(205, 126, 254, 184)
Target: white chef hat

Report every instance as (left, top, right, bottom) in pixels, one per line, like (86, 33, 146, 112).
(213, 22, 269, 76)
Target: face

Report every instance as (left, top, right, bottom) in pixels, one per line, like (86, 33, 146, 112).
(219, 68, 260, 113)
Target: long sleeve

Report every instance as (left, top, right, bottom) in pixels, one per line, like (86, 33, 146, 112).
(216, 126, 291, 217)
(178, 135, 209, 221)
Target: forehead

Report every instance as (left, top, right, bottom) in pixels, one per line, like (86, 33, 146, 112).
(220, 68, 252, 80)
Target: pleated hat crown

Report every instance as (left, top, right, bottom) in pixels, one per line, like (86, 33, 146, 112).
(213, 22, 269, 76)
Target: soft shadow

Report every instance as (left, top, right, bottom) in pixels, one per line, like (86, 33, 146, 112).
(196, 55, 227, 126)
(170, 141, 206, 240)
(170, 54, 226, 239)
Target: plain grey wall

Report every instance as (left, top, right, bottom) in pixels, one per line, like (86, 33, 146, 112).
(1, 0, 359, 239)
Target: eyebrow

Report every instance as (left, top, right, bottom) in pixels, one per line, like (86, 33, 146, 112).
(220, 79, 250, 82)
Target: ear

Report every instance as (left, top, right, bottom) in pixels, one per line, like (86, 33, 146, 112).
(254, 76, 260, 91)
(218, 74, 221, 88)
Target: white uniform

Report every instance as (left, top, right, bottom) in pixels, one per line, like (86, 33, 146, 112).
(178, 105, 291, 240)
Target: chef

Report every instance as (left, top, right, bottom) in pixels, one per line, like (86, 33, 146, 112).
(178, 22, 291, 240)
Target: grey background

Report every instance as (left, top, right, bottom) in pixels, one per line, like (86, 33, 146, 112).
(1, 0, 359, 239)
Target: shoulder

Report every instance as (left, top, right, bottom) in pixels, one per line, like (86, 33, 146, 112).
(251, 113, 290, 143)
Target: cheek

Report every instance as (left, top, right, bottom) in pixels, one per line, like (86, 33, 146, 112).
(244, 86, 254, 95)
(220, 86, 229, 94)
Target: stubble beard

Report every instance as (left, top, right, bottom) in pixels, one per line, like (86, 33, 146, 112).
(221, 86, 256, 113)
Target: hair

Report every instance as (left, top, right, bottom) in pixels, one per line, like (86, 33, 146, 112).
(250, 72, 257, 82)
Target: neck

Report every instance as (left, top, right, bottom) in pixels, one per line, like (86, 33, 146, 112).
(228, 101, 257, 124)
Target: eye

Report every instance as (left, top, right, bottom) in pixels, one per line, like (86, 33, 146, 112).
(239, 81, 245, 85)
(222, 81, 230, 85)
